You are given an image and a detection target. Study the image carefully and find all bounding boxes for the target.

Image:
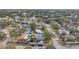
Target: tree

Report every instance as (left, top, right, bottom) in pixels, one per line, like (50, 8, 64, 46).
(44, 30, 52, 43)
(30, 22, 37, 31)
(30, 37, 35, 42)
(50, 20, 58, 29)
(0, 20, 13, 29)
(10, 28, 17, 37)
(0, 32, 6, 41)
(30, 32, 36, 42)
(58, 17, 68, 26)
(42, 25, 47, 31)
(0, 20, 8, 29)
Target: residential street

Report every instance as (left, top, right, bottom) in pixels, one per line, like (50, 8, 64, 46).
(0, 9, 79, 49)
(44, 23, 67, 49)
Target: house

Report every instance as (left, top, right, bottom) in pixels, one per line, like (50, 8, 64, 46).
(22, 12, 27, 16)
(58, 28, 65, 35)
(16, 34, 28, 42)
(15, 16, 21, 20)
(35, 29, 44, 42)
(58, 28, 69, 35)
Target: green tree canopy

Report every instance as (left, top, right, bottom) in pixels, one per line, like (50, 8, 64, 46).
(30, 22, 37, 31)
(0, 32, 6, 41)
(44, 30, 52, 42)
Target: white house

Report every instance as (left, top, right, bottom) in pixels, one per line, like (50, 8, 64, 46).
(35, 29, 44, 41)
(58, 28, 69, 35)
